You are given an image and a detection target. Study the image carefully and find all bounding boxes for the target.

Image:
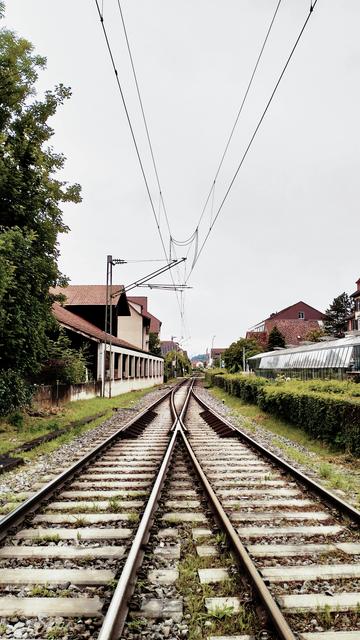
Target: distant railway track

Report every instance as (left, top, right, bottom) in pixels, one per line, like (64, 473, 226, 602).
(0, 378, 359, 639)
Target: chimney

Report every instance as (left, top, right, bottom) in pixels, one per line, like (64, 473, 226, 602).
(357, 278, 360, 291)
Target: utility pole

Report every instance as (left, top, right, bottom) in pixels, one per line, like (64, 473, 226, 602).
(171, 335, 177, 378)
(103, 256, 187, 394)
(211, 334, 216, 367)
(242, 346, 246, 373)
(103, 255, 112, 398)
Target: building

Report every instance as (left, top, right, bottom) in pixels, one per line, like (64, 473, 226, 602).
(348, 278, 360, 332)
(51, 284, 129, 335)
(125, 296, 162, 352)
(248, 335, 360, 381)
(51, 286, 163, 397)
(161, 340, 179, 356)
(246, 301, 325, 347)
(211, 348, 226, 365)
(127, 297, 162, 335)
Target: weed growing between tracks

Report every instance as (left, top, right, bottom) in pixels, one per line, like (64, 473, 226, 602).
(176, 524, 259, 640)
(208, 386, 360, 507)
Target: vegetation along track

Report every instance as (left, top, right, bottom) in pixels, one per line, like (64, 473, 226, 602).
(0, 378, 359, 639)
(0, 383, 181, 639)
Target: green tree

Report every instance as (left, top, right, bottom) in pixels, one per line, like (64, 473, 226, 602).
(164, 350, 191, 379)
(37, 329, 89, 385)
(224, 337, 263, 372)
(324, 292, 352, 338)
(267, 326, 286, 351)
(0, 15, 81, 409)
(149, 332, 161, 357)
(304, 327, 326, 343)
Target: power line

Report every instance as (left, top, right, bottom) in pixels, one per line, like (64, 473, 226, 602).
(94, 0, 188, 338)
(94, 0, 169, 263)
(187, 0, 319, 281)
(116, 0, 173, 239)
(116, 0, 190, 335)
(171, 0, 283, 249)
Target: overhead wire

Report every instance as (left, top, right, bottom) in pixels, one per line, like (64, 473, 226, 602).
(94, 0, 168, 259)
(171, 0, 283, 252)
(186, 0, 319, 281)
(116, 0, 189, 334)
(116, 0, 173, 240)
(95, 0, 188, 337)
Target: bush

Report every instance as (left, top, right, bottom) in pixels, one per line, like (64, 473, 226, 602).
(207, 373, 360, 456)
(0, 370, 33, 417)
(8, 411, 24, 429)
(38, 330, 89, 385)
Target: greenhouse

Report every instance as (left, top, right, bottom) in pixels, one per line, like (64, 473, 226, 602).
(248, 335, 360, 380)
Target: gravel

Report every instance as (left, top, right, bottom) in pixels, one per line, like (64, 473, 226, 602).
(0, 386, 172, 501)
(196, 385, 360, 506)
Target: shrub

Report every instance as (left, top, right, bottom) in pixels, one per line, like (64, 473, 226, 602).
(0, 370, 33, 417)
(207, 372, 360, 456)
(8, 411, 24, 429)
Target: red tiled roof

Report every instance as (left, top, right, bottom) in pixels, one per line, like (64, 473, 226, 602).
(147, 311, 161, 333)
(51, 285, 125, 307)
(127, 296, 148, 312)
(264, 301, 324, 321)
(53, 303, 151, 354)
(211, 348, 226, 357)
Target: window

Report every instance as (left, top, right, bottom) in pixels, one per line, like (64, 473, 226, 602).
(298, 311, 305, 319)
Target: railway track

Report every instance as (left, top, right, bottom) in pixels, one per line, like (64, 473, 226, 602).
(0, 378, 359, 639)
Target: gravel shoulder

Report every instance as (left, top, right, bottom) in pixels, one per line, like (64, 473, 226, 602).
(0, 385, 173, 503)
(197, 384, 360, 510)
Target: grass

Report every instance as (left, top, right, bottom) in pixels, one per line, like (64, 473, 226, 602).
(0, 624, 6, 635)
(29, 585, 57, 598)
(315, 605, 333, 628)
(0, 385, 161, 462)
(175, 525, 257, 640)
(127, 618, 147, 632)
(36, 533, 60, 543)
(209, 386, 360, 507)
(46, 625, 69, 639)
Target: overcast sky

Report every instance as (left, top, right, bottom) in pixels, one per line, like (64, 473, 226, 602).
(5, 1, 360, 355)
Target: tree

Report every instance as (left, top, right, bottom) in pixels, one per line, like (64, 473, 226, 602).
(36, 329, 89, 385)
(149, 332, 161, 357)
(304, 327, 326, 343)
(324, 292, 352, 338)
(224, 337, 263, 372)
(0, 15, 81, 409)
(164, 350, 191, 379)
(267, 326, 286, 351)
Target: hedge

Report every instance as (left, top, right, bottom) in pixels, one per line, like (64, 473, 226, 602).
(205, 371, 360, 456)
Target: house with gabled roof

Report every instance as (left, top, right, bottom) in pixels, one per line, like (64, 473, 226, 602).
(50, 285, 163, 397)
(246, 301, 325, 347)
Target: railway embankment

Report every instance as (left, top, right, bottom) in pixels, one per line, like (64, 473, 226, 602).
(200, 380, 360, 510)
(0, 385, 173, 513)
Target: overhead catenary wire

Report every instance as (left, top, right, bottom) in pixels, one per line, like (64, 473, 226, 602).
(116, 0, 189, 334)
(94, 0, 188, 336)
(116, 0, 172, 240)
(94, 0, 169, 260)
(171, 0, 283, 251)
(186, 0, 319, 281)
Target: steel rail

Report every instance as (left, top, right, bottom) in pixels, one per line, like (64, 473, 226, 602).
(0, 385, 177, 540)
(178, 418, 296, 640)
(98, 412, 180, 639)
(192, 387, 360, 524)
(170, 377, 194, 431)
(169, 377, 189, 423)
